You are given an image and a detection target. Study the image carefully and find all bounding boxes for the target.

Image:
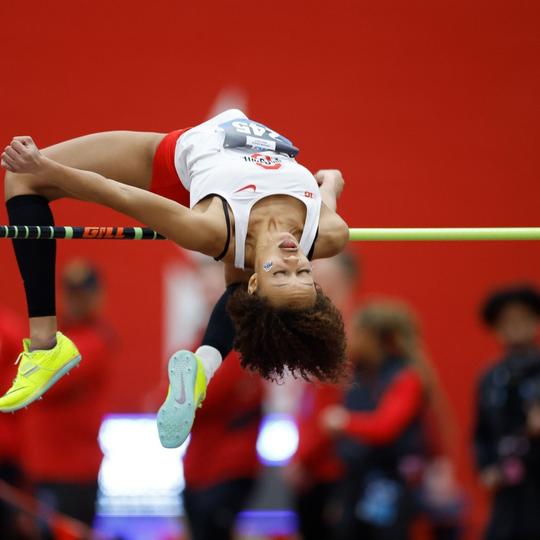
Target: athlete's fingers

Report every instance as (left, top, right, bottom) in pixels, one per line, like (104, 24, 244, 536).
(11, 139, 28, 154)
(12, 135, 34, 146)
(314, 171, 325, 186)
(4, 146, 21, 161)
(3, 138, 43, 174)
(315, 169, 345, 196)
(1, 153, 17, 172)
(12, 137, 40, 159)
(4, 152, 20, 170)
(0, 159, 13, 172)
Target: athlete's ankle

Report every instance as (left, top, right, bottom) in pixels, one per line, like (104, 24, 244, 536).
(29, 335, 57, 351)
(29, 317, 58, 350)
(195, 345, 222, 382)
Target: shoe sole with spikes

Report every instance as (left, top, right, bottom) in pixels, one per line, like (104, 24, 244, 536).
(156, 351, 202, 449)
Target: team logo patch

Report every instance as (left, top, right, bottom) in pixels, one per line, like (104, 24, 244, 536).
(243, 152, 282, 170)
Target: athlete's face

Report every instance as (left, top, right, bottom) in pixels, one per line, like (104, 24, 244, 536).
(249, 232, 317, 308)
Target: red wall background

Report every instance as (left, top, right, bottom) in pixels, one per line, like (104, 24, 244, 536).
(1, 1, 539, 536)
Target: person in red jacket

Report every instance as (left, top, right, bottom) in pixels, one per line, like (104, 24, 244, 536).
(286, 252, 359, 540)
(182, 351, 264, 540)
(19, 260, 114, 530)
(321, 300, 431, 540)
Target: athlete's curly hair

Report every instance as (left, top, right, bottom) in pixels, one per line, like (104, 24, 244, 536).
(227, 285, 347, 382)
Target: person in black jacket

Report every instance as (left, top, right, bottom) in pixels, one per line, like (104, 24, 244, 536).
(474, 285, 540, 540)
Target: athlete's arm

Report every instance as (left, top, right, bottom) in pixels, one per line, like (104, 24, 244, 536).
(309, 169, 349, 258)
(2, 137, 220, 255)
(312, 204, 349, 259)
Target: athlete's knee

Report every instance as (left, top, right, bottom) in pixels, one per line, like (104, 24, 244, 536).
(4, 170, 47, 201)
(4, 170, 23, 200)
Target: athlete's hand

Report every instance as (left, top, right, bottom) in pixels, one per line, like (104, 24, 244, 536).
(1, 136, 45, 174)
(314, 169, 345, 198)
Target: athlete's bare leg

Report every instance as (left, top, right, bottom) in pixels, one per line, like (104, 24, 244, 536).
(4, 131, 163, 200)
(4, 131, 164, 347)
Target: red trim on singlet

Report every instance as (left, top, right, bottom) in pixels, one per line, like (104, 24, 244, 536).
(150, 128, 191, 206)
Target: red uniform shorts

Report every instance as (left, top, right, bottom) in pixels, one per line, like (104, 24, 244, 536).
(150, 128, 191, 206)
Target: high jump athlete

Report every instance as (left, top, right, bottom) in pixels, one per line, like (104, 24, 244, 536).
(0, 109, 348, 447)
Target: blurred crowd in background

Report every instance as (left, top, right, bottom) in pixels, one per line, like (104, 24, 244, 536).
(0, 0, 538, 536)
(0, 250, 539, 540)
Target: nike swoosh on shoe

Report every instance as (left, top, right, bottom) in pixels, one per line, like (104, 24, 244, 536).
(175, 372, 186, 404)
(22, 365, 40, 377)
(20, 360, 36, 372)
(6, 386, 29, 396)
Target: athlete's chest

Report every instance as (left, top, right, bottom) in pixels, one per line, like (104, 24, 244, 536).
(193, 194, 306, 231)
(191, 195, 307, 265)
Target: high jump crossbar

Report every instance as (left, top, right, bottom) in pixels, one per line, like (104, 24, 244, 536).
(1, 225, 540, 241)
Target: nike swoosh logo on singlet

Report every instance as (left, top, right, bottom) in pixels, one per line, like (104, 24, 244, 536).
(234, 184, 257, 193)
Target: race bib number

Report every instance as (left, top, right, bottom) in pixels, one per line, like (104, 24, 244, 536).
(219, 118, 299, 157)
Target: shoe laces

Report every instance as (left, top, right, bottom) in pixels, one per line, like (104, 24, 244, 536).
(12, 351, 31, 385)
(15, 351, 29, 366)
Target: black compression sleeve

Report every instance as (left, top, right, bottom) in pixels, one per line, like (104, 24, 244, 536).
(200, 283, 240, 359)
(6, 195, 56, 318)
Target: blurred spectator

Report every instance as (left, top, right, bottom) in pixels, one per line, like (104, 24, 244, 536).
(414, 348, 465, 539)
(289, 383, 343, 539)
(182, 353, 263, 540)
(321, 301, 434, 540)
(286, 252, 359, 540)
(0, 306, 28, 538)
(421, 459, 464, 540)
(474, 285, 540, 540)
(19, 260, 114, 531)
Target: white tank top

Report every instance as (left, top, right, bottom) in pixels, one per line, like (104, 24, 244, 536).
(174, 109, 322, 269)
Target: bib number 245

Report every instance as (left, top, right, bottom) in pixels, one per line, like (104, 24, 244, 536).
(220, 118, 299, 157)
